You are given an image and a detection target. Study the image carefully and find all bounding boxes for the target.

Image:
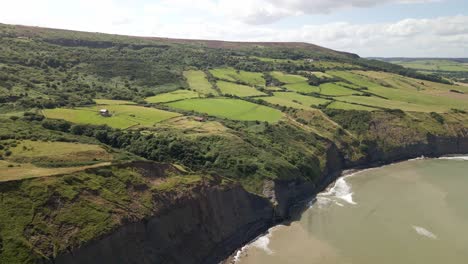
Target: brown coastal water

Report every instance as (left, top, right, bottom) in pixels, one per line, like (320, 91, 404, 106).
(235, 156, 468, 264)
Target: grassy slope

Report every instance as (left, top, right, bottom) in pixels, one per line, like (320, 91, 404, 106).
(43, 105, 181, 129)
(0, 163, 211, 263)
(217, 81, 266, 97)
(183, 70, 218, 95)
(166, 98, 283, 122)
(210, 68, 266, 86)
(395, 59, 468, 72)
(145, 89, 200, 103)
(1, 23, 468, 263)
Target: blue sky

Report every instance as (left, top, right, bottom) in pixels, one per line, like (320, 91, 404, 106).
(0, 0, 467, 57)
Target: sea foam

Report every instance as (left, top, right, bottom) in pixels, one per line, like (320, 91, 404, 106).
(438, 155, 468, 161)
(412, 226, 438, 239)
(318, 176, 357, 205)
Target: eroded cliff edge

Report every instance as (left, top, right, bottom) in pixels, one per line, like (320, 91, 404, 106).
(52, 134, 468, 264)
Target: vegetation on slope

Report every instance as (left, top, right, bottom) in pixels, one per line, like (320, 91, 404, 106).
(1, 23, 468, 263)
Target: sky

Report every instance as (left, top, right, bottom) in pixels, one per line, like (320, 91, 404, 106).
(0, 0, 467, 57)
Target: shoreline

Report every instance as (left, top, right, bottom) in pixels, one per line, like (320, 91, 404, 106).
(222, 153, 468, 264)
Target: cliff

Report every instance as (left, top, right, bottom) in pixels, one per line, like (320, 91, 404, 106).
(54, 183, 273, 264)
(53, 133, 468, 264)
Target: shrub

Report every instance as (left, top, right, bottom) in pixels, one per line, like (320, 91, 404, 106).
(42, 119, 71, 132)
(430, 112, 445, 124)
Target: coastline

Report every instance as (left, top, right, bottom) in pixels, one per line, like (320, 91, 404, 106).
(222, 154, 468, 264)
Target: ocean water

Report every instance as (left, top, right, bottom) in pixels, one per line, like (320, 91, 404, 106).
(235, 157, 468, 264)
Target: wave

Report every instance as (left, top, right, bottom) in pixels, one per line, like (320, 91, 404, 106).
(438, 155, 468, 161)
(232, 225, 283, 263)
(317, 175, 357, 206)
(412, 226, 437, 239)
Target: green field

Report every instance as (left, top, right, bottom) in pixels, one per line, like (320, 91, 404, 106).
(275, 92, 329, 106)
(0, 140, 113, 181)
(210, 68, 266, 86)
(43, 105, 181, 129)
(166, 98, 283, 122)
(271, 71, 308, 84)
(183, 70, 218, 95)
(217, 81, 266, 97)
(261, 96, 310, 110)
(327, 101, 377, 111)
(94, 99, 136, 105)
(311, 71, 332, 79)
(327, 70, 468, 112)
(145, 89, 200, 103)
(394, 60, 468, 72)
(318, 83, 360, 96)
(284, 82, 320, 93)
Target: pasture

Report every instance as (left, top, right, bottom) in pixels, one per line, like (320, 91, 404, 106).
(272, 92, 329, 106)
(327, 101, 377, 111)
(284, 82, 320, 93)
(394, 60, 468, 72)
(0, 140, 113, 181)
(261, 96, 310, 110)
(183, 70, 218, 95)
(43, 105, 181, 129)
(271, 71, 307, 84)
(8, 140, 112, 162)
(94, 99, 136, 105)
(328, 71, 468, 112)
(166, 98, 283, 122)
(0, 160, 110, 182)
(318, 83, 360, 96)
(210, 68, 266, 86)
(217, 81, 266, 97)
(145, 89, 200, 103)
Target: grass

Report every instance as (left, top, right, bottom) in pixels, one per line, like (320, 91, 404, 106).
(94, 99, 136, 105)
(284, 82, 320, 93)
(183, 70, 218, 95)
(7, 140, 112, 164)
(210, 68, 266, 86)
(327, 101, 377, 111)
(395, 59, 468, 72)
(43, 105, 181, 129)
(0, 160, 111, 182)
(261, 96, 310, 110)
(0, 140, 114, 181)
(335, 96, 442, 112)
(318, 83, 360, 96)
(145, 89, 200, 103)
(0, 165, 185, 262)
(262, 92, 330, 110)
(166, 98, 283, 122)
(217, 81, 266, 97)
(271, 71, 307, 84)
(311, 72, 332, 79)
(328, 70, 468, 112)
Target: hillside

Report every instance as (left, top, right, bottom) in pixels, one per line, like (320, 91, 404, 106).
(1, 24, 468, 263)
(375, 57, 468, 83)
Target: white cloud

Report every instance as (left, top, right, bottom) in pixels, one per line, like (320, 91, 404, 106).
(0, 0, 465, 57)
(149, 15, 468, 57)
(216, 0, 441, 24)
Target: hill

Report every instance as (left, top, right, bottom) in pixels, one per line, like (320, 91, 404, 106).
(0, 23, 468, 263)
(374, 57, 468, 83)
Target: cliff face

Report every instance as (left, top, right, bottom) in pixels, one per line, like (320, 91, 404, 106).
(54, 184, 273, 264)
(55, 135, 468, 264)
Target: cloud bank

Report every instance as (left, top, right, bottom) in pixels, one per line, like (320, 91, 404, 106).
(0, 0, 465, 57)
